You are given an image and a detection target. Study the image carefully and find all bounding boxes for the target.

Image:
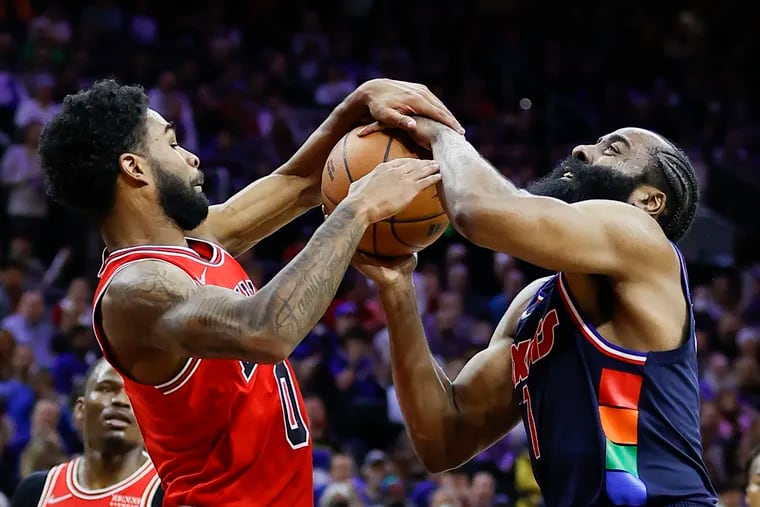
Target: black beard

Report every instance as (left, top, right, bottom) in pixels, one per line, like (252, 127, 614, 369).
(101, 433, 139, 455)
(527, 156, 641, 203)
(154, 165, 209, 231)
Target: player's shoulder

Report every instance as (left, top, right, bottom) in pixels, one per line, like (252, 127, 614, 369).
(578, 199, 675, 250)
(494, 276, 554, 342)
(103, 259, 196, 309)
(10, 470, 51, 507)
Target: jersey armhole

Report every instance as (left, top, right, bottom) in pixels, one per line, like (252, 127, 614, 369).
(150, 485, 165, 507)
(93, 258, 202, 388)
(10, 471, 49, 507)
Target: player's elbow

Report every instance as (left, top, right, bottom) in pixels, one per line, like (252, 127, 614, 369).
(418, 449, 463, 475)
(408, 434, 464, 474)
(242, 329, 295, 364)
(449, 197, 495, 247)
(448, 192, 481, 238)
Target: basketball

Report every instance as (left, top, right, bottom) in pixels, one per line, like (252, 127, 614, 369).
(321, 126, 449, 257)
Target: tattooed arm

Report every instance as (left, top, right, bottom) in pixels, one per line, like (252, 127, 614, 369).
(102, 202, 368, 363)
(100, 158, 441, 366)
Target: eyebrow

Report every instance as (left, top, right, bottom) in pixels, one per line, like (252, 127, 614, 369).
(164, 121, 175, 134)
(598, 134, 631, 149)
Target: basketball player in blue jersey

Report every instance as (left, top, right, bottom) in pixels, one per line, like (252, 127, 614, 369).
(354, 119, 717, 506)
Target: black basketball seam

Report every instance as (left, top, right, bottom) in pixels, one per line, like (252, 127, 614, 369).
(321, 190, 340, 207)
(382, 134, 394, 162)
(389, 221, 427, 249)
(390, 211, 448, 223)
(342, 133, 354, 183)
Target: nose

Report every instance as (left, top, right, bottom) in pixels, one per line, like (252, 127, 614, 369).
(111, 389, 131, 408)
(572, 144, 592, 163)
(187, 152, 200, 168)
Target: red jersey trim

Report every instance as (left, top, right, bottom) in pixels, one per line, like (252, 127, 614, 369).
(155, 357, 202, 395)
(556, 274, 648, 365)
(66, 454, 154, 500)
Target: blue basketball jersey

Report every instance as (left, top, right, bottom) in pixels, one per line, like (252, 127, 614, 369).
(511, 246, 716, 507)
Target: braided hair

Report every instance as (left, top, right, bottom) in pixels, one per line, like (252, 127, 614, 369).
(642, 139, 699, 242)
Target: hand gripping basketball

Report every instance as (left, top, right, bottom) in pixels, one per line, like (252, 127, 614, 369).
(345, 158, 441, 224)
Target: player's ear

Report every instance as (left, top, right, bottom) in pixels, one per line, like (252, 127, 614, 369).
(73, 396, 85, 429)
(118, 152, 150, 186)
(629, 184, 666, 219)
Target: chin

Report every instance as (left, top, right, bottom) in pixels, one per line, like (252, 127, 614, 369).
(102, 433, 138, 452)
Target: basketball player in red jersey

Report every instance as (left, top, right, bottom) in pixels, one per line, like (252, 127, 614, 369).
(11, 359, 163, 507)
(37, 79, 459, 506)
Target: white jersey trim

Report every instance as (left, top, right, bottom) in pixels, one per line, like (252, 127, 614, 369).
(68, 454, 154, 499)
(556, 273, 648, 365)
(140, 474, 162, 507)
(36, 464, 64, 507)
(91, 258, 203, 392)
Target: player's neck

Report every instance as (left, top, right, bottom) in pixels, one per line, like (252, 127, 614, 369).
(79, 446, 147, 490)
(100, 201, 187, 252)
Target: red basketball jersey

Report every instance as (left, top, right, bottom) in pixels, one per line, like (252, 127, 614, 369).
(36, 455, 160, 506)
(92, 238, 313, 507)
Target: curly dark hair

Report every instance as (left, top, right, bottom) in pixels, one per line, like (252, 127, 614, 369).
(39, 79, 149, 220)
(642, 139, 699, 242)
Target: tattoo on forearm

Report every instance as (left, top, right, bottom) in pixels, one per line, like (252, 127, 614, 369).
(247, 203, 365, 341)
(107, 205, 365, 358)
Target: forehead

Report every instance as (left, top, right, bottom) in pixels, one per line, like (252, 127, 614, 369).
(145, 108, 171, 135)
(600, 127, 670, 151)
(90, 362, 123, 386)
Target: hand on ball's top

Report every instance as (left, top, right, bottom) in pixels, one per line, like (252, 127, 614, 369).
(354, 79, 464, 137)
(343, 158, 441, 224)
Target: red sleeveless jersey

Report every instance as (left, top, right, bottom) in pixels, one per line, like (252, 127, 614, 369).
(36, 455, 160, 506)
(91, 238, 313, 507)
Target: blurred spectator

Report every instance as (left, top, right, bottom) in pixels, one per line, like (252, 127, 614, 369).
(423, 292, 473, 360)
(0, 121, 46, 244)
(1, 290, 54, 368)
(27, 3, 71, 47)
(50, 324, 96, 401)
(18, 398, 64, 477)
(50, 277, 91, 331)
(128, 0, 158, 46)
(469, 471, 497, 507)
(148, 70, 198, 152)
(429, 487, 462, 507)
(0, 1, 758, 502)
(13, 74, 59, 129)
(315, 64, 356, 107)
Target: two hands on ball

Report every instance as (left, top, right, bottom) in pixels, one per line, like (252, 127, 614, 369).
(343, 79, 462, 285)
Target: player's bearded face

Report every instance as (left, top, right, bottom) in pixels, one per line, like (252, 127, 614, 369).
(527, 156, 640, 204)
(153, 163, 209, 230)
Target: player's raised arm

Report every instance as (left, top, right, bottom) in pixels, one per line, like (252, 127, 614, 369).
(352, 255, 542, 472)
(102, 159, 441, 363)
(410, 118, 698, 280)
(195, 79, 463, 256)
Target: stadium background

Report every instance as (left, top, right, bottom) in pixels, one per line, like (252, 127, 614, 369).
(1, 1, 759, 506)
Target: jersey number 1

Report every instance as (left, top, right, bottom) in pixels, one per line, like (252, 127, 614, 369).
(241, 361, 309, 449)
(522, 385, 541, 459)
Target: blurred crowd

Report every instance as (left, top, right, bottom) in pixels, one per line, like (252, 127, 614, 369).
(1, 1, 759, 506)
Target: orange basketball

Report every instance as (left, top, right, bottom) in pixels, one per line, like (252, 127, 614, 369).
(321, 126, 449, 257)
